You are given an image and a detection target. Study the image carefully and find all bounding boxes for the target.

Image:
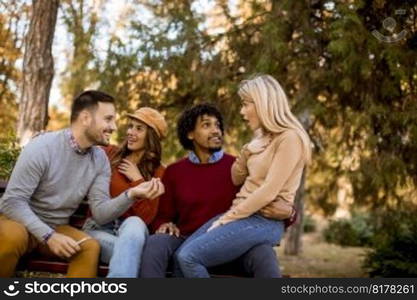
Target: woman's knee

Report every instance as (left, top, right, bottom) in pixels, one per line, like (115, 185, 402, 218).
(175, 245, 196, 266)
(120, 217, 148, 237)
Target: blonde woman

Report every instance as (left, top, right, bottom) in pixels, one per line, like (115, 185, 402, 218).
(175, 75, 311, 277)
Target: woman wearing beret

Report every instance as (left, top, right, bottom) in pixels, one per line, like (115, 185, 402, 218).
(83, 107, 167, 278)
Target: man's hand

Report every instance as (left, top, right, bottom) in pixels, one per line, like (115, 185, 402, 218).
(259, 205, 278, 219)
(118, 159, 143, 182)
(128, 178, 165, 200)
(259, 200, 293, 220)
(156, 222, 180, 237)
(46, 232, 81, 259)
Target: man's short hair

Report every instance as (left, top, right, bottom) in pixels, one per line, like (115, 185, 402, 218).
(70, 90, 115, 123)
(177, 103, 224, 150)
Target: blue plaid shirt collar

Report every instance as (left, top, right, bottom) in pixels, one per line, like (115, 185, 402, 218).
(65, 128, 91, 155)
(188, 150, 224, 164)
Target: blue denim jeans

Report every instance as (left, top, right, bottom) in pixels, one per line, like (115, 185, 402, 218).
(83, 216, 148, 278)
(175, 214, 284, 278)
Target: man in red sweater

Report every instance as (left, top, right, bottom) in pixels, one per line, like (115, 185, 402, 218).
(140, 104, 285, 277)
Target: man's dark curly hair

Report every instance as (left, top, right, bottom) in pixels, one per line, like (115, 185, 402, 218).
(177, 103, 224, 150)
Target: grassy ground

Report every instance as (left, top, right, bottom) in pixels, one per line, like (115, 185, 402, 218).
(277, 231, 369, 278)
(17, 271, 64, 278)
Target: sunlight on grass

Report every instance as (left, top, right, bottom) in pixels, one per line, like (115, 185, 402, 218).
(277, 233, 369, 278)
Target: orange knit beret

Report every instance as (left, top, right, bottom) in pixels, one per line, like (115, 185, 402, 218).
(126, 107, 168, 139)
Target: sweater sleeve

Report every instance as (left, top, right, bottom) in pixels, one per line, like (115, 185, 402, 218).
(127, 166, 165, 225)
(150, 167, 176, 232)
(87, 151, 136, 225)
(217, 131, 304, 225)
(0, 139, 54, 241)
(231, 144, 250, 186)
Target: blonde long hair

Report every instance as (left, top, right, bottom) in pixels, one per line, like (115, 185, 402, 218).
(238, 74, 312, 163)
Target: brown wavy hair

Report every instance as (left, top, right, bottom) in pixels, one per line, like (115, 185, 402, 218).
(109, 125, 162, 180)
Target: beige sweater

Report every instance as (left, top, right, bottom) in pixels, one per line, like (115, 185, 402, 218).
(216, 129, 306, 225)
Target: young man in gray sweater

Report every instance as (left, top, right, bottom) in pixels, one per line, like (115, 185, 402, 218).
(0, 91, 163, 277)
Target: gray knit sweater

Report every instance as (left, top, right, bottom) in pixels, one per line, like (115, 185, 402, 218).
(0, 129, 135, 241)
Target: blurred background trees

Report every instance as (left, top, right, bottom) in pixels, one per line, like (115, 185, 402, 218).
(0, 0, 28, 139)
(0, 0, 416, 276)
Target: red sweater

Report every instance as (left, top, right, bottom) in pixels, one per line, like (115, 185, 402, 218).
(151, 153, 239, 236)
(103, 146, 165, 225)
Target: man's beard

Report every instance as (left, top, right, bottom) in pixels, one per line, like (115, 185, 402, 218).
(208, 146, 222, 153)
(85, 126, 109, 146)
(207, 135, 222, 153)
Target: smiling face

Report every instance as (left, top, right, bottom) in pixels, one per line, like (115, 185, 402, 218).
(126, 119, 148, 152)
(240, 96, 261, 131)
(84, 102, 117, 146)
(188, 114, 223, 153)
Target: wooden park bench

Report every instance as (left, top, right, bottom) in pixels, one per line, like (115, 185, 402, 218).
(0, 180, 254, 278)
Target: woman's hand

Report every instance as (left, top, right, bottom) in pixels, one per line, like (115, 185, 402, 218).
(128, 178, 165, 200)
(118, 159, 143, 181)
(245, 129, 272, 154)
(240, 144, 251, 160)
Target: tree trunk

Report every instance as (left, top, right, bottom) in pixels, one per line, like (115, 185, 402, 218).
(284, 109, 311, 255)
(284, 168, 306, 255)
(17, 0, 59, 146)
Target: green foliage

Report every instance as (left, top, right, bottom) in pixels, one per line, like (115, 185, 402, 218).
(0, 3, 25, 140)
(59, 0, 103, 107)
(323, 213, 374, 247)
(2, 0, 416, 215)
(303, 214, 317, 233)
(363, 209, 417, 277)
(51, 0, 417, 210)
(0, 135, 20, 179)
(91, 0, 417, 210)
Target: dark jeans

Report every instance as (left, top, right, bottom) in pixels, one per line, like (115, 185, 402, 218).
(140, 233, 281, 278)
